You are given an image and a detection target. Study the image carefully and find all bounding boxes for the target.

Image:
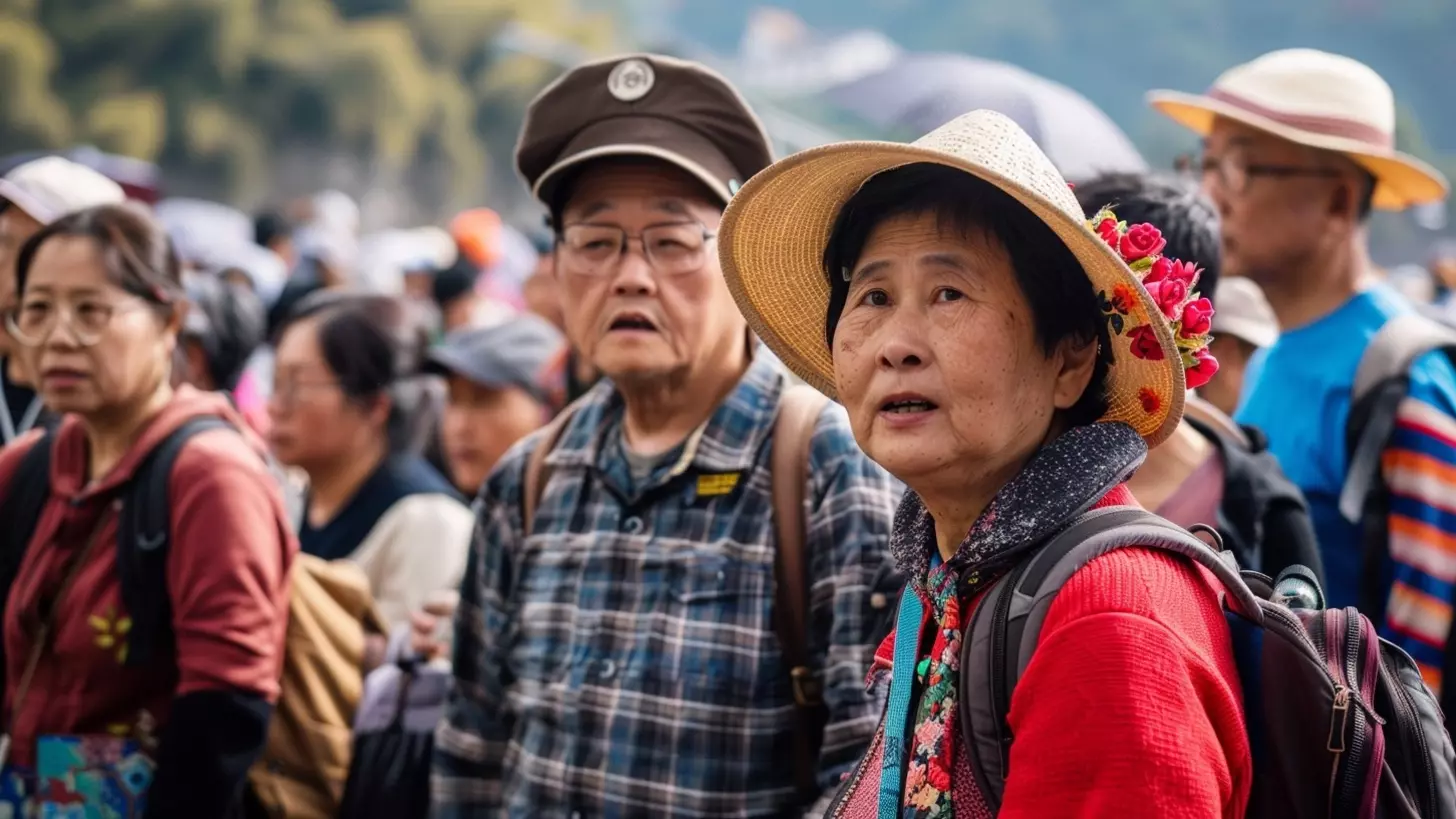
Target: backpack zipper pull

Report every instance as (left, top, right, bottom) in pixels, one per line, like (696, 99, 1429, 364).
(1328, 684, 1349, 753)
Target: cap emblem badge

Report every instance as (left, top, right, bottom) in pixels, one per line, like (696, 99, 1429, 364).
(607, 58, 655, 102)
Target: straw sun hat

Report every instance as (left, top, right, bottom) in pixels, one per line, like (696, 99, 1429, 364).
(719, 109, 1187, 446)
(1148, 48, 1448, 211)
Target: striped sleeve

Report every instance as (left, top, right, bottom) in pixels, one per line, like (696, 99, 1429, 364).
(1381, 393, 1456, 693)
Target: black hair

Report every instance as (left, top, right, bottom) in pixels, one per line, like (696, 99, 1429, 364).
(1073, 172, 1222, 306)
(823, 163, 1112, 428)
(16, 202, 184, 310)
(182, 271, 266, 391)
(276, 291, 432, 453)
(432, 255, 479, 307)
(254, 209, 294, 249)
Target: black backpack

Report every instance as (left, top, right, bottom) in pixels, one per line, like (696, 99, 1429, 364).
(1182, 410, 1324, 585)
(954, 507, 1456, 818)
(0, 416, 233, 684)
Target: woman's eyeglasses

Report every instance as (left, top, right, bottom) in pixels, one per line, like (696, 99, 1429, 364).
(5, 298, 151, 348)
(556, 222, 716, 278)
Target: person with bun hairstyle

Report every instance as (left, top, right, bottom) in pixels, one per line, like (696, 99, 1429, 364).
(267, 291, 472, 631)
(0, 203, 295, 816)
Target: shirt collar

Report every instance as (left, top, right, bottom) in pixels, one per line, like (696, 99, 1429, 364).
(544, 344, 789, 477)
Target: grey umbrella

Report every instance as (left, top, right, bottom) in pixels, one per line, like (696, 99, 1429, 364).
(824, 52, 1147, 180)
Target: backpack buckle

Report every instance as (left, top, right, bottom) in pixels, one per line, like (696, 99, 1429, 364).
(791, 666, 823, 707)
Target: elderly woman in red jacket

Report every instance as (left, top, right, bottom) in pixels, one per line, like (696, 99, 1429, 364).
(718, 111, 1250, 817)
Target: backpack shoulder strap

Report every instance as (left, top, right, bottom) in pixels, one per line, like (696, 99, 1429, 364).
(116, 416, 233, 668)
(1, 430, 57, 553)
(1351, 312, 1456, 403)
(0, 430, 58, 675)
(961, 506, 1262, 811)
(520, 399, 586, 534)
(769, 383, 830, 799)
(1341, 313, 1456, 523)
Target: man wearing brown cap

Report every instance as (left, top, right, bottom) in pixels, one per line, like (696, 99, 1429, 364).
(432, 54, 900, 817)
(1151, 49, 1456, 714)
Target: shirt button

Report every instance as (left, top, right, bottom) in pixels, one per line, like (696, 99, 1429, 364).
(623, 516, 644, 534)
(599, 659, 617, 680)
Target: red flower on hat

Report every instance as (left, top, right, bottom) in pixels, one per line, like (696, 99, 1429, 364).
(1096, 218, 1120, 248)
(1127, 324, 1165, 361)
(1144, 279, 1188, 321)
(1088, 205, 1218, 401)
(1186, 348, 1220, 389)
(1118, 223, 1167, 262)
(1138, 387, 1161, 414)
(1180, 298, 1214, 338)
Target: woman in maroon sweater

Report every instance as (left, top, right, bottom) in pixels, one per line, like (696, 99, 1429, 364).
(0, 204, 294, 817)
(718, 111, 1251, 816)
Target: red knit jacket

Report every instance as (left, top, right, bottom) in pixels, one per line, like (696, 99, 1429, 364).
(831, 486, 1252, 818)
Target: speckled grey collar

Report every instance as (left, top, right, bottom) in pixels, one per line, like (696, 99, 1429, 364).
(889, 421, 1148, 601)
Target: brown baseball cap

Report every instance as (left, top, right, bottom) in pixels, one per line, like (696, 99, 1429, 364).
(515, 53, 775, 208)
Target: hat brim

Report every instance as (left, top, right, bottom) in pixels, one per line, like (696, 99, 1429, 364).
(532, 116, 738, 207)
(1211, 315, 1278, 350)
(0, 178, 56, 224)
(719, 141, 1187, 447)
(1148, 90, 1450, 211)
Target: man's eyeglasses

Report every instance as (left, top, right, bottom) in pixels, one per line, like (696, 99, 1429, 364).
(556, 222, 716, 278)
(1179, 150, 1342, 195)
(5, 298, 152, 348)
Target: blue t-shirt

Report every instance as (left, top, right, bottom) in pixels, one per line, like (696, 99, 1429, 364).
(1236, 285, 1456, 609)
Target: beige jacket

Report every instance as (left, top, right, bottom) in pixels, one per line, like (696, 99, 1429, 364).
(346, 493, 474, 629)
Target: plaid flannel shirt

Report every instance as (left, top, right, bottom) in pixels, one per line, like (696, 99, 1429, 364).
(432, 351, 901, 818)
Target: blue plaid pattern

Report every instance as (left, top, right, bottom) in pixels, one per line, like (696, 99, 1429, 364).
(432, 351, 902, 818)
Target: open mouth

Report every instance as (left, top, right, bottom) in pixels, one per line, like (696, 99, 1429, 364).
(881, 395, 938, 414)
(608, 312, 657, 332)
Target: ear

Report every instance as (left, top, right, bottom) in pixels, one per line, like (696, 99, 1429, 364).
(1050, 335, 1099, 411)
(162, 301, 187, 357)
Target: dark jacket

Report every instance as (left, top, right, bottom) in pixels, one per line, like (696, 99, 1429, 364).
(1184, 411, 1325, 586)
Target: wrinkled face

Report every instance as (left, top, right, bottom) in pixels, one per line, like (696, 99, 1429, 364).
(0, 207, 42, 363)
(17, 236, 176, 420)
(554, 162, 744, 388)
(831, 212, 1094, 494)
(441, 375, 545, 494)
(266, 316, 385, 471)
(1201, 119, 1357, 286)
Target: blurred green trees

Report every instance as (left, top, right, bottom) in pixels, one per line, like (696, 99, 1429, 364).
(0, 0, 614, 215)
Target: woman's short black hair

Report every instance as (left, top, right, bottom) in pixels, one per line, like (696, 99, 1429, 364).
(277, 291, 433, 453)
(823, 163, 1112, 428)
(1073, 172, 1222, 305)
(16, 202, 184, 310)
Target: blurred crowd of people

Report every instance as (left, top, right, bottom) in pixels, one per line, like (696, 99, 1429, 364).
(0, 39, 1452, 819)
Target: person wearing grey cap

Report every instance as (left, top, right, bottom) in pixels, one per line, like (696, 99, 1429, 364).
(0, 156, 125, 444)
(423, 316, 566, 495)
(431, 53, 900, 818)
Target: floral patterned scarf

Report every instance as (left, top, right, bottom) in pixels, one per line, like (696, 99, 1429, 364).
(891, 422, 1148, 818)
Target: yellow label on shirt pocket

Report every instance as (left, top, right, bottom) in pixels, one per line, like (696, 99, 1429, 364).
(695, 472, 741, 497)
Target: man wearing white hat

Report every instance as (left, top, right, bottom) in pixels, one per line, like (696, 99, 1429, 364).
(0, 156, 126, 444)
(1151, 49, 1456, 697)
